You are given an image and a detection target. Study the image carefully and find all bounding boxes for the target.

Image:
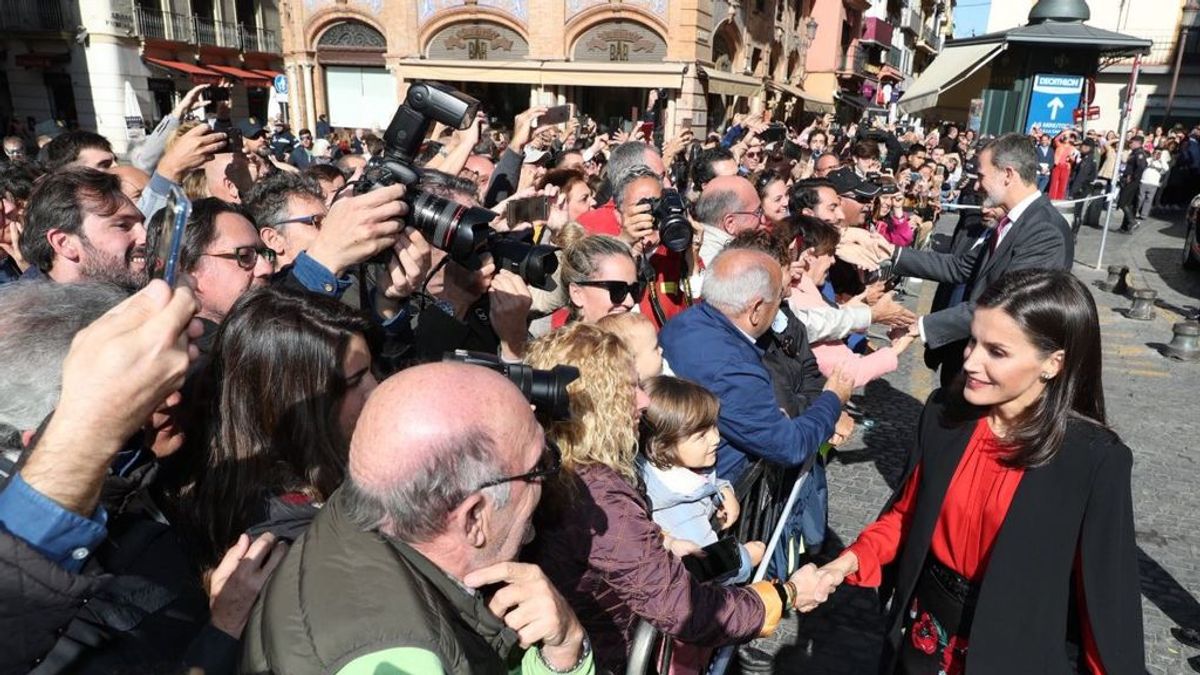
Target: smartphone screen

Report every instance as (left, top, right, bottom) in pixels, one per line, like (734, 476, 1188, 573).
(506, 196, 550, 225)
(536, 104, 574, 127)
(682, 538, 743, 582)
(147, 187, 191, 287)
(760, 124, 786, 144)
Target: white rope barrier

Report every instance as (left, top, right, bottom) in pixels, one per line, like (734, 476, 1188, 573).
(935, 192, 1113, 211)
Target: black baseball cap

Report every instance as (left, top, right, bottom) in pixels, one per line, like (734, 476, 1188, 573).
(827, 167, 882, 200)
(238, 119, 266, 138)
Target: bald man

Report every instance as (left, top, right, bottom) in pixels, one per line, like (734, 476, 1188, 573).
(204, 152, 253, 203)
(242, 362, 593, 675)
(694, 175, 765, 267)
(110, 165, 150, 203)
(661, 248, 851, 482)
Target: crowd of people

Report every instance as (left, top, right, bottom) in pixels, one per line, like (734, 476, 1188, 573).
(0, 81, 1147, 675)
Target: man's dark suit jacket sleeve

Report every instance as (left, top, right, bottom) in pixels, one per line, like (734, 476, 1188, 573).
(920, 205, 1072, 349)
(892, 235, 985, 285)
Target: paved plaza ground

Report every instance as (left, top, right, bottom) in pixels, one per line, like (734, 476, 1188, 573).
(756, 206, 1200, 674)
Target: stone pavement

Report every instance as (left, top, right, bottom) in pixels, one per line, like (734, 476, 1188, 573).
(755, 207, 1200, 674)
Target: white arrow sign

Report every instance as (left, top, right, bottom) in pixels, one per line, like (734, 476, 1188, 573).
(1047, 96, 1065, 120)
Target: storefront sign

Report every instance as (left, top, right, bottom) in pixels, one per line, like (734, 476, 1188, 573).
(427, 22, 529, 60)
(573, 21, 666, 64)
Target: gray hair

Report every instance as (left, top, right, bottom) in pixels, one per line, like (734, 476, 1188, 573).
(613, 165, 660, 207)
(983, 133, 1038, 186)
(343, 427, 510, 543)
(241, 171, 325, 230)
(693, 183, 742, 228)
(0, 281, 129, 431)
(701, 249, 776, 315)
(606, 141, 660, 186)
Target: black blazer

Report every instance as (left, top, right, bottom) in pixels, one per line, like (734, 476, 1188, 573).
(873, 390, 1144, 674)
(893, 194, 1073, 349)
(1069, 155, 1099, 198)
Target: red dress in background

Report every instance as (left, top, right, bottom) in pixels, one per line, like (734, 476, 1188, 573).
(844, 418, 1104, 673)
(1049, 139, 1073, 201)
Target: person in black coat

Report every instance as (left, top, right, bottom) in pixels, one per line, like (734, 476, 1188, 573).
(816, 269, 1144, 674)
(1068, 139, 1099, 237)
(1118, 135, 1149, 233)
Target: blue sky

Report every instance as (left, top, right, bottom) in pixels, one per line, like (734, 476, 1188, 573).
(953, 0, 993, 38)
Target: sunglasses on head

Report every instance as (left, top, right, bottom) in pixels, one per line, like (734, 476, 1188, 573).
(574, 279, 646, 304)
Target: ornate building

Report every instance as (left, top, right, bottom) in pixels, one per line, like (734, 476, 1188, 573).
(278, 0, 831, 136)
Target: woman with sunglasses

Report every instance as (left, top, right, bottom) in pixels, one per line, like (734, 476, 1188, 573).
(561, 234, 643, 324)
(165, 285, 381, 574)
(525, 323, 833, 673)
(754, 169, 790, 231)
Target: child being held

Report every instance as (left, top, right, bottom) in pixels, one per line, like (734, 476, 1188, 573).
(636, 375, 765, 584)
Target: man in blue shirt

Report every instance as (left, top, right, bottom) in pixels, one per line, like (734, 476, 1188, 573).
(661, 248, 854, 483)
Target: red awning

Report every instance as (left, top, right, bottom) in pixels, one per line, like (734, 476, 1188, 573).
(254, 69, 283, 80)
(143, 57, 223, 85)
(205, 64, 272, 88)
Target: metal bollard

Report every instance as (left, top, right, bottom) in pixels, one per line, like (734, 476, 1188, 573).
(1125, 289, 1157, 321)
(1164, 321, 1200, 361)
(1098, 265, 1126, 292)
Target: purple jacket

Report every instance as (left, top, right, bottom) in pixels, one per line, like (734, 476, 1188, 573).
(528, 463, 766, 672)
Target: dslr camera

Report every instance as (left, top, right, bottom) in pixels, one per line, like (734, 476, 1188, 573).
(444, 350, 579, 421)
(355, 81, 559, 290)
(637, 188, 692, 253)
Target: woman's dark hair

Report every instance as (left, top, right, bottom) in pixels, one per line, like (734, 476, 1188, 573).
(752, 168, 787, 198)
(790, 214, 839, 257)
(957, 268, 1106, 468)
(538, 167, 587, 193)
(303, 162, 347, 183)
(171, 286, 380, 569)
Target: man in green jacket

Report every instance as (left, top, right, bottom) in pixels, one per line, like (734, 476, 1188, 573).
(241, 363, 593, 675)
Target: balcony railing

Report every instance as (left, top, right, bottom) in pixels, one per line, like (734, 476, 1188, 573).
(839, 42, 870, 78)
(918, 24, 943, 52)
(134, 6, 280, 53)
(887, 45, 905, 70)
(861, 17, 894, 49)
(0, 0, 66, 32)
(900, 6, 922, 34)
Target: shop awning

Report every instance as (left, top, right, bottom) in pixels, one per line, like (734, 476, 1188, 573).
(253, 69, 283, 81)
(205, 64, 273, 88)
(897, 42, 1007, 114)
(700, 68, 763, 98)
(766, 80, 835, 113)
(395, 59, 688, 90)
(143, 57, 223, 85)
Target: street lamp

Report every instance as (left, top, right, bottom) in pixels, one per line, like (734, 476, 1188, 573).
(1166, 0, 1200, 120)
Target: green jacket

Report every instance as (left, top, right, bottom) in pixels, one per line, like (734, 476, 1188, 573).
(240, 488, 593, 675)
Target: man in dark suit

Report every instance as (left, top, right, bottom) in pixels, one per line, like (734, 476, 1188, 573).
(1034, 134, 1053, 193)
(1117, 135, 1148, 233)
(840, 133, 1073, 382)
(1069, 139, 1099, 238)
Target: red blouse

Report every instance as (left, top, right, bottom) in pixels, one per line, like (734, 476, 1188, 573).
(844, 418, 1104, 673)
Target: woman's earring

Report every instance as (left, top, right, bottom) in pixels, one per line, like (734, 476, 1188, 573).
(1040, 373, 1052, 382)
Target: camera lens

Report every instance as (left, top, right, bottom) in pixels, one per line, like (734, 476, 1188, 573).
(505, 363, 580, 421)
(408, 189, 494, 261)
(655, 189, 693, 253)
(488, 234, 560, 291)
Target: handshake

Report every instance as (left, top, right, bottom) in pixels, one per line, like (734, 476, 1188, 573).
(784, 551, 861, 613)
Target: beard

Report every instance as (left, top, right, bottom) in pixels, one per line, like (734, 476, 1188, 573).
(79, 238, 147, 290)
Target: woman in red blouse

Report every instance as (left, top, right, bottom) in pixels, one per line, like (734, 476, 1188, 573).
(815, 268, 1144, 674)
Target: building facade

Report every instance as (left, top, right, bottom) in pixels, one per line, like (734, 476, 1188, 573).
(276, 0, 947, 137)
(987, 0, 1200, 130)
(0, 0, 284, 157)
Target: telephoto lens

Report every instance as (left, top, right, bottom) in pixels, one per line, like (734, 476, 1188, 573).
(487, 232, 560, 291)
(443, 350, 580, 421)
(640, 188, 692, 253)
(407, 189, 496, 262)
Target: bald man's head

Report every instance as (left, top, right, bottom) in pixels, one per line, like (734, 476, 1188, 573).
(701, 248, 784, 337)
(110, 165, 150, 203)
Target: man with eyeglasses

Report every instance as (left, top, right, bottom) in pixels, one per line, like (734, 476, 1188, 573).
(177, 198, 275, 352)
(243, 362, 594, 675)
(695, 175, 765, 267)
(3, 136, 26, 162)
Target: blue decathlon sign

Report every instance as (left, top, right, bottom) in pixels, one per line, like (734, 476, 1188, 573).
(1025, 74, 1084, 136)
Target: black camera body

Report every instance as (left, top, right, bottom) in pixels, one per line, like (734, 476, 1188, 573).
(637, 187, 692, 253)
(444, 350, 579, 421)
(355, 81, 559, 290)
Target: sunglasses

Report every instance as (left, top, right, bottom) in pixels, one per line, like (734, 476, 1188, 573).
(574, 279, 647, 304)
(477, 437, 562, 490)
(202, 245, 277, 270)
(269, 213, 325, 229)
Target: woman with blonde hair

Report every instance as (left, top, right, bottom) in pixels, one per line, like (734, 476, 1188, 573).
(525, 322, 833, 673)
